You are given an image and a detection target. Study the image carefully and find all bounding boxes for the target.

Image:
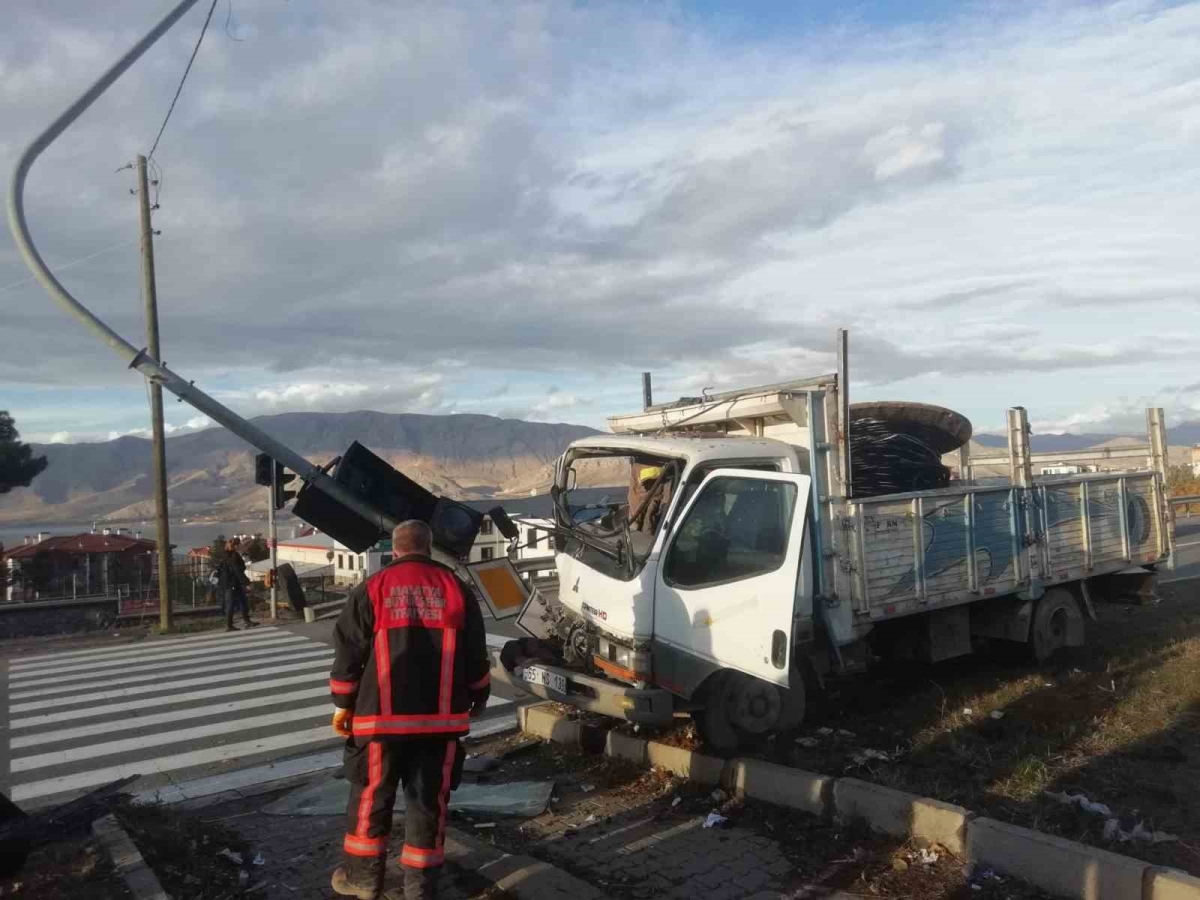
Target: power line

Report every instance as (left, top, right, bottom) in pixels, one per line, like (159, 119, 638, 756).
(147, 0, 219, 162)
(0, 238, 140, 295)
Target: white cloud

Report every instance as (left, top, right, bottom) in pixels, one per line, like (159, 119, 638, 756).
(47, 431, 71, 444)
(3, 1, 1200, 440)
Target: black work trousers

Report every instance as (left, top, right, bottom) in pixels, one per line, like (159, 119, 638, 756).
(224, 589, 250, 628)
(342, 737, 464, 873)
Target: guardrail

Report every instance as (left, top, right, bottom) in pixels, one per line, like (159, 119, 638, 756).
(1169, 495, 1200, 518)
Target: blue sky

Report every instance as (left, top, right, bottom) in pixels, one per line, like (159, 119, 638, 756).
(2, 0, 1199, 446)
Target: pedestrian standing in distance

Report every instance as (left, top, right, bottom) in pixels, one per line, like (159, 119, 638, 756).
(220, 539, 257, 631)
(329, 520, 491, 900)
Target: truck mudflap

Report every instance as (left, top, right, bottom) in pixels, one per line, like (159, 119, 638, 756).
(489, 647, 675, 727)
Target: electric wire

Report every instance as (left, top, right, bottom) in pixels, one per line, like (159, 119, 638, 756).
(146, 0, 219, 161)
(849, 417, 951, 497)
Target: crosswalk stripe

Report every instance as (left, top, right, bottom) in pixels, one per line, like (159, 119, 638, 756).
(10, 647, 334, 700)
(10, 626, 288, 670)
(10, 724, 338, 803)
(486, 633, 511, 649)
(10, 686, 333, 750)
(9, 670, 335, 730)
(11, 703, 333, 773)
(10, 637, 316, 687)
(12, 656, 334, 713)
(485, 694, 509, 707)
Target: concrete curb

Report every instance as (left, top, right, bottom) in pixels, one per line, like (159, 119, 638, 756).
(445, 827, 613, 900)
(92, 813, 170, 900)
(518, 702, 1200, 900)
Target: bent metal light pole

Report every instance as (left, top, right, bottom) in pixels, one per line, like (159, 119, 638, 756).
(6, 0, 397, 537)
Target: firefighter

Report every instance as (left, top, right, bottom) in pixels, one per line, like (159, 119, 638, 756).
(329, 520, 491, 900)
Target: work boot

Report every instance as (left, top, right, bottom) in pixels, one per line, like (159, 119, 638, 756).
(331, 855, 385, 899)
(402, 865, 440, 900)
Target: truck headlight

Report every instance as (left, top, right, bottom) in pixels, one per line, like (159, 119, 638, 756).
(595, 638, 651, 681)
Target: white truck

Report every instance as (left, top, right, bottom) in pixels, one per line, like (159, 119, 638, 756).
(494, 333, 1174, 753)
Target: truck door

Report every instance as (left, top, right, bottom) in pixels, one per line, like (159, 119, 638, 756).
(654, 469, 811, 687)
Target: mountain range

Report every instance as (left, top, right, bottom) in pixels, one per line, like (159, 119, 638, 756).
(0, 412, 601, 526)
(4, 411, 1196, 527)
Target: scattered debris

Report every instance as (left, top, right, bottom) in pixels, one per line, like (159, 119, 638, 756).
(1044, 791, 1113, 817)
(584, 814, 596, 825)
(817, 728, 834, 736)
(463, 755, 500, 774)
(989, 710, 1005, 720)
(702, 813, 729, 829)
(850, 749, 891, 765)
(580, 784, 596, 794)
(710, 789, 728, 803)
(671, 797, 682, 808)
(251, 852, 265, 867)
(238, 870, 249, 887)
(916, 848, 939, 865)
(836, 729, 856, 738)
(473, 823, 496, 830)
(264, 777, 555, 818)
(892, 857, 909, 872)
(217, 848, 243, 866)
(796, 737, 819, 748)
(1102, 819, 1177, 845)
(962, 707, 973, 716)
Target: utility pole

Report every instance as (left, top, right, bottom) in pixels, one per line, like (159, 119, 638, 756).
(268, 465, 278, 620)
(137, 154, 172, 631)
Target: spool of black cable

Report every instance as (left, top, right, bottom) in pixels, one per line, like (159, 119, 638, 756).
(848, 402, 971, 498)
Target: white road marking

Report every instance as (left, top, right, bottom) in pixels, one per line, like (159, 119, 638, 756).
(485, 694, 509, 707)
(10, 647, 333, 700)
(1172, 539, 1200, 549)
(11, 724, 339, 802)
(132, 748, 344, 806)
(11, 704, 333, 773)
(11, 656, 333, 713)
(486, 633, 512, 648)
(12, 686, 332, 749)
(9, 670, 336, 730)
(10, 637, 314, 686)
(10, 625, 289, 670)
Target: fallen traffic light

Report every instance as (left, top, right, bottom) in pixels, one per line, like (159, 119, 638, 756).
(274, 462, 297, 510)
(254, 452, 273, 487)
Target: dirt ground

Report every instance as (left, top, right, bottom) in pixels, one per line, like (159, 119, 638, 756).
(0, 833, 129, 900)
(606, 584, 1200, 876)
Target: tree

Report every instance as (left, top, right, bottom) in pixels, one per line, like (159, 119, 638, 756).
(209, 535, 229, 566)
(244, 534, 270, 563)
(0, 411, 48, 494)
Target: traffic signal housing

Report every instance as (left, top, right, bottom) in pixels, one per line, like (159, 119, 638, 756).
(254, 452, 273, 487)
(274, 461, 297, 510)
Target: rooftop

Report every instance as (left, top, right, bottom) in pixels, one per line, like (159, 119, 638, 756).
(3, 532, 163, 561)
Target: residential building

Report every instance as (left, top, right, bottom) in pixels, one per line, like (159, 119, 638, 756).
(3, 528, 166, 603)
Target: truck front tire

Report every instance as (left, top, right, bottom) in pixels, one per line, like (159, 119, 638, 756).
(695, 670, 799, 756)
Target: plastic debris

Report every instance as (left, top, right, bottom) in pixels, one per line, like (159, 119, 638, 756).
(711, 789, 727, 803)
(892, 857, 909, 872)
(473, 823, 497, 829)
(917, 848, 939, 865)
(817, 727, 834, 736)
(836, 729, 856, 738)
(580, 784, 596, 794)
(1102, 819, 1177, 844)
(703, 812, 729, 829)
(1044, 791, 1113, 817)
(238, 870, 249, 887)
(218, 848, 244, 865)
(962, 707, 973, 715)
(671, 797, 682, 807)
(796, 737, 819, 748)
(252, 852, 266, 867)
(990, 711, 1005, 720)
(584, 814, 597, 824)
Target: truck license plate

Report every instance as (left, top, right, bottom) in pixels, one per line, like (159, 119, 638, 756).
(522, 666, 567, 695)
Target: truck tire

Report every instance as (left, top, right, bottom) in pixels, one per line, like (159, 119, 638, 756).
(694, 671, 784, 757)
(1029, 588, 1084, 664)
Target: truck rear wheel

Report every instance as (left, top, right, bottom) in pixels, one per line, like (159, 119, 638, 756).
(695, 671, 784, 757)
(1030, 588, 1084, 664)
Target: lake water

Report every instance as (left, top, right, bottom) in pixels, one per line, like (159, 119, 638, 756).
(0, 518, 304, 552)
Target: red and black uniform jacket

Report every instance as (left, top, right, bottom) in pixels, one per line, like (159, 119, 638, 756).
(330, 554, 491, 743)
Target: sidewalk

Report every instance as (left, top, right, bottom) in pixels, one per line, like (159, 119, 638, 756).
(150, 731, 1062, 900)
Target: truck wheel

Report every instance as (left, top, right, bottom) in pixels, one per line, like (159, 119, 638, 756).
(695, 671, 782, 757)
(1030, 589, 1083, 664)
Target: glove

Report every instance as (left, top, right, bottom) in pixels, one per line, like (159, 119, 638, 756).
(332, 708, 353, 737)
(469, 686, 491, 718)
